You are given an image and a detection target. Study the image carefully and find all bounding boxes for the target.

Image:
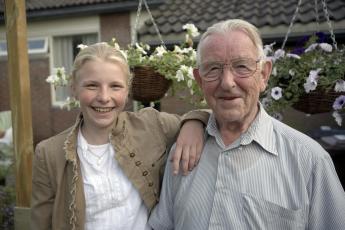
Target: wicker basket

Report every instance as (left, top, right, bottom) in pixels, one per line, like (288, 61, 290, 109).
(292, 90, 342, 114)
(131, 66, 172, 103)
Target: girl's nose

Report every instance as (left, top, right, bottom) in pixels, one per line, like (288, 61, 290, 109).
(97, 87, 111, 102)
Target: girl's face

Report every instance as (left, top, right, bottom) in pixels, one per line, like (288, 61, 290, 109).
(73, 59, 129, 133)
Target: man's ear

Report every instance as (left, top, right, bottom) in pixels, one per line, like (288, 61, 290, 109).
(259, 59, 272, 92)
(193, 68, 202, 87)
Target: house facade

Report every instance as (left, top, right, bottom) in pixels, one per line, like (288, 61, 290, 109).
(0, 0, 345, 145)
(0, 0, 162, 145)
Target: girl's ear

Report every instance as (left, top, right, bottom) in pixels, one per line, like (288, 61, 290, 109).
(70, 81, 78, 100)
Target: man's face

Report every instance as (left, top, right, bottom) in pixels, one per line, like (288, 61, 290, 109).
(194, 30, 271, 128)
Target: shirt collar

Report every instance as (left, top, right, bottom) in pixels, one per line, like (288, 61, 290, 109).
(206, 103, 278, 156)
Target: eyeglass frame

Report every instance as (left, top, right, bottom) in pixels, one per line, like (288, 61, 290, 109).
(196, 58, 262, 82)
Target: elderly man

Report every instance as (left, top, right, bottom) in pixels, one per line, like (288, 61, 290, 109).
(148, 19, 345, 229)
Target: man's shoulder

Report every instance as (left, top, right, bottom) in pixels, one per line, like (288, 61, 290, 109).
(271, 118, 329, 158)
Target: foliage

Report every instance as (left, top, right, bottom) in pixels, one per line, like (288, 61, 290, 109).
(111, 23, 205, 106)
(261, 33, 345, 125)
(47, 24, 206, 108)
(0, 185, 15, 230)
(0, 145, 15, 230)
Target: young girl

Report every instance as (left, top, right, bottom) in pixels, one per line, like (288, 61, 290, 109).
(30, 42, 209, 230)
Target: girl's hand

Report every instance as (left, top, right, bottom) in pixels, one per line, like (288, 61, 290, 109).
(171, 120, 204, 175)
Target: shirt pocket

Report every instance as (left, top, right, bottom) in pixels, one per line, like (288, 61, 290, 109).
(242, 194, 306, 230)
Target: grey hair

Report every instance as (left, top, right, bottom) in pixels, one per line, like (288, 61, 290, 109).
(71, 42, 132, 88)
(196, 19, 265, 66)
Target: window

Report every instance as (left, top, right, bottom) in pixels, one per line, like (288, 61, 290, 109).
(51, 33, 98, 105)
(0, 37, 48, 56)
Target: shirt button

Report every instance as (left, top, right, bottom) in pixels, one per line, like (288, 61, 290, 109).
(142, 171, 148, 176)
(135, 161, 141, 166)
(148, 182, 154, 187)
(129, 152, 135, 157)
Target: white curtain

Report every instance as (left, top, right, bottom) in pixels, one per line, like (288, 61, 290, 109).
(52, 34, 98, 102)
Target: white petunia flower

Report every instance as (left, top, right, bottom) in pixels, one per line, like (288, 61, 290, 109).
(304, 78, 317, 93)
(187, 79, 193, 88)
(272, 112, 283, 121)
(77, 44, 88, 50)
(271, 87, 283, 100)
(332, 111, 342, 126)
(289, 69, 295, 76)
(271, 67, 277, 76)
(286, 53, 301, 59)
(334, 80, 345, 92)
(333, 95, 345, 110)
(155, 46, 167, 57)
(263, 43, 275, 56)
(182, 23, 200, 37)
(46, 74, 59, 84)
(305, 43, 318, 53)
(173, 45, 183, 53)
(135, 43, 147, 55)
(309, 68, 322, 82)
(46, 67, 68, 86)
(175, 70, 184, 82)
(274, 49, 285, 60)
(319, 43, 333, 52)
(304, 68, 322, 93)
(261, 97, 272, 108)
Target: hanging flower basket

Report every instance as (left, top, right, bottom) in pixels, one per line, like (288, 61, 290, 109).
(131, 66, 172, 103)
(261, 33, 345, 126)
(292, 89, 343, 114)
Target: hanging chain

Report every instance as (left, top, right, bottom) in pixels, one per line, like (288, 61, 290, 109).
(281, 0, 303, 49)
(131, 0, 165, 47)
(314, 0, 320, 32)
(321, 0, 338, 49)
(131, 0, 143, 45)
(142, 0, 165, 48)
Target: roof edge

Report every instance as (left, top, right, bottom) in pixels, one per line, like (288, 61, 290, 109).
(0, 0, 165, 23)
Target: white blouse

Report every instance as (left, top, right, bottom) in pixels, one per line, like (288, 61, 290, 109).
(77, 130, 151, 230)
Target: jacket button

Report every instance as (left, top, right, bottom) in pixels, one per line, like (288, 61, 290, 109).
(135, 161, 141, 166)
(148, 182, 154, 187)
(142, 171, 148, 176)
(129, 152, 135, 157)
(151, 163, 155, 167)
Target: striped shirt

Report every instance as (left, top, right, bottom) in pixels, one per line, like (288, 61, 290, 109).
(149, 106, 345, 230)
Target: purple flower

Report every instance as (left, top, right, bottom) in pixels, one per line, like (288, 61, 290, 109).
(316, 32, 327, 43)
(271, 87, 283, 100)
(291, 47, 305, 55)
(333, 95, 345, 110)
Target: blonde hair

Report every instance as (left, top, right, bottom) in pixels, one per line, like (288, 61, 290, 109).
(71, 42, 132, 87)
(196, 19, 265, 65)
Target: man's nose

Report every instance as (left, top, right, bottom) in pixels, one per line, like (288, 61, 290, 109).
(220, 65, 236, 89)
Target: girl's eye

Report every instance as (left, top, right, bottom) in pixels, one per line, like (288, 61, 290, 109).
(111, 84, 124, 90)
(85, 84, 97, 89)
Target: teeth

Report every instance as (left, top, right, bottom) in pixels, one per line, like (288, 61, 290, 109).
(94, 107, 112, 112)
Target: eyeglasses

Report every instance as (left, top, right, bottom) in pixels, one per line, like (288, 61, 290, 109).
(198, 58, 261, 82)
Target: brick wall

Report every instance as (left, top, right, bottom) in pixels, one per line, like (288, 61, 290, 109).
(0, 56, 80, 146)
(100, 12, 131, 47)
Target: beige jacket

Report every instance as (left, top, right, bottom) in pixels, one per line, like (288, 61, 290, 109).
(31, 108, 209, 230)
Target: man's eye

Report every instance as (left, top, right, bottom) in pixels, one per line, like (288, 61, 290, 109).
(235, 64, 250, 69)
(207, 65, 221, 73)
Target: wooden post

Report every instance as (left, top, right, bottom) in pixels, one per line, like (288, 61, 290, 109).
(4, 0, 33, 229)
